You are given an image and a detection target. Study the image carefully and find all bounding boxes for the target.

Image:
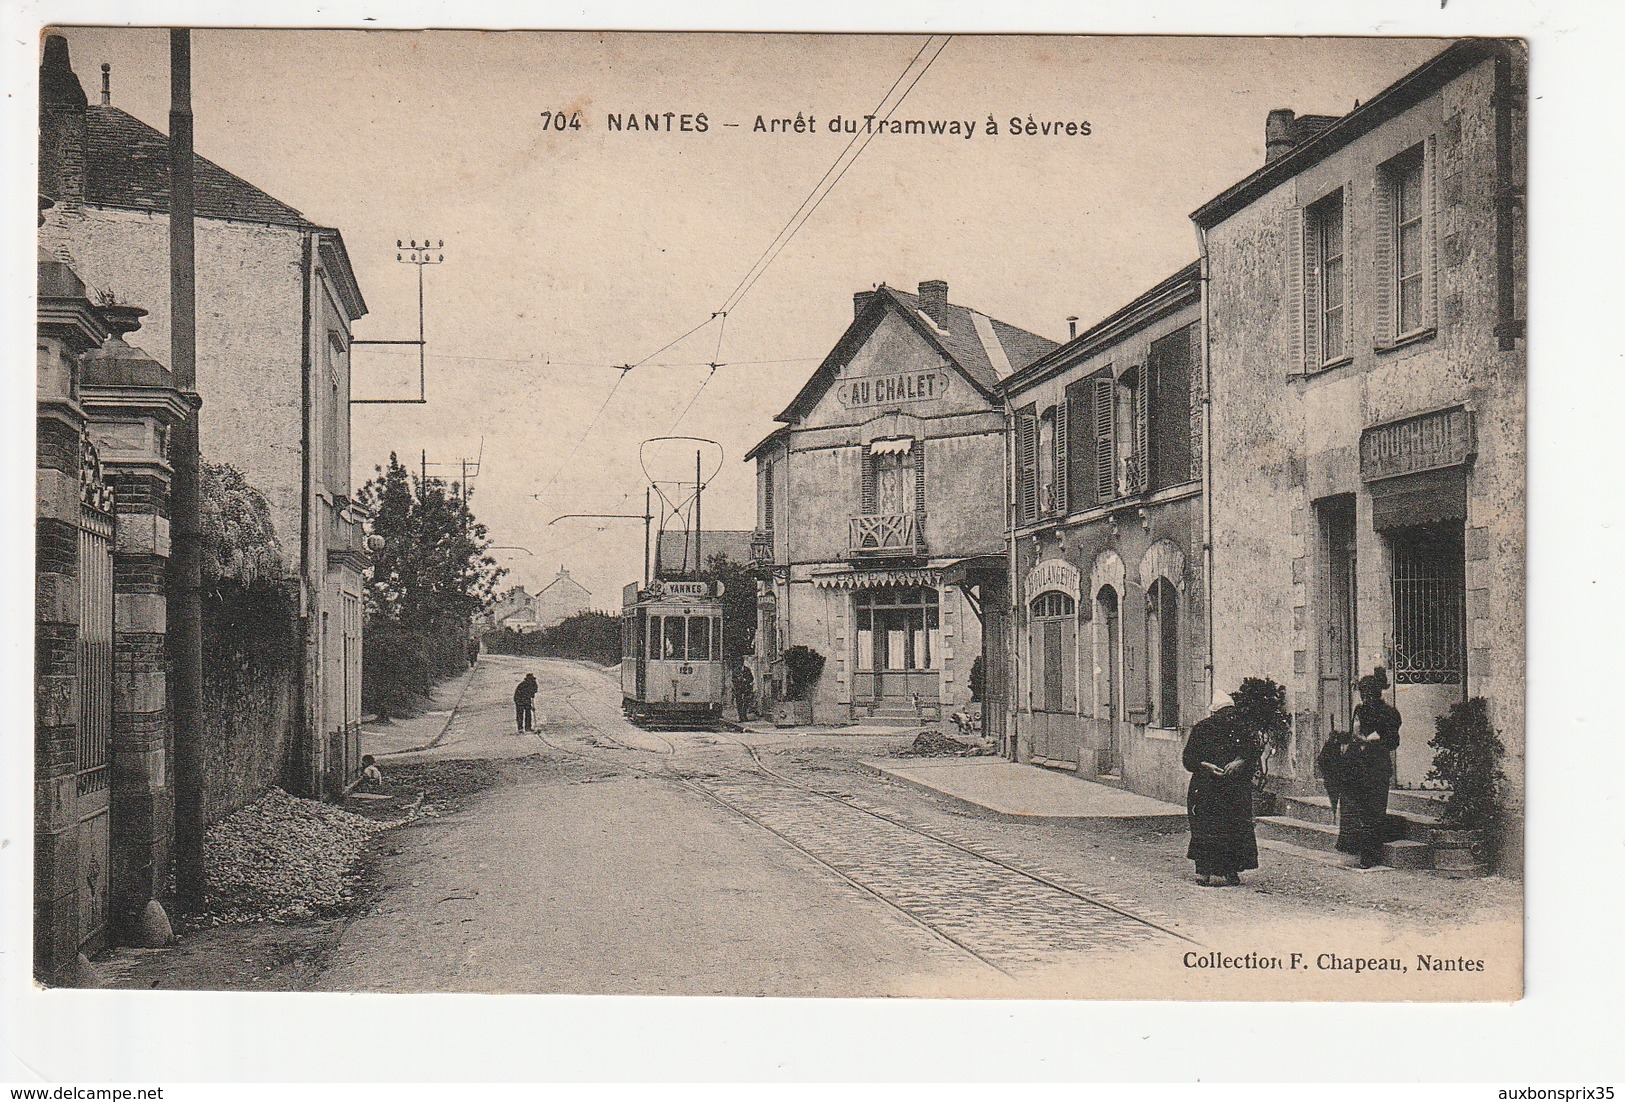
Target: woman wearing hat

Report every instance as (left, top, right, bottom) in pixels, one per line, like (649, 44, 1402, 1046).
(1182, 689, 1262, 886)
(1336, 668, 1403, 868)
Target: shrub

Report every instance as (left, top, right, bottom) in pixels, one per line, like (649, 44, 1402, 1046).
(782, 645, 826, 702)
(362, 621, 432, 719)
(1427, 697, 1505, 830)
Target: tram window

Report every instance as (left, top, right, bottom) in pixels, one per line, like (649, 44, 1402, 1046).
(648, 616, 661, 659)
(688, 615, 711, 664)
(713, 616, 722, 661)
(663, 615, 686, 660)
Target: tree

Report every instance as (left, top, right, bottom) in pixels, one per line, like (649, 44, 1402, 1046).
(356, 452, 505, 715)
(701, 552, 757, 671)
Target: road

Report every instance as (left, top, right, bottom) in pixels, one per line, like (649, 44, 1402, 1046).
(317, 655, 1186, 996)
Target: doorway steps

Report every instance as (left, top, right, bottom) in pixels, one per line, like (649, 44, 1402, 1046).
(862, 701, 942, 726)
(1255, 788, 1448, 870)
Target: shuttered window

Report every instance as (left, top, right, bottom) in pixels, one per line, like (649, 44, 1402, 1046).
(1065, 375, 1098, 510)
(1015, 404, 1039, 526)
(1132, 369, 1149, 495)
(912, 438, 926, 517)
(1148, 324, 1195, 489)
(1093, 376, 1115, 504)
(1377, 141, 1436, 344)
(1306, 188, 1347, 365)
(1053, 398, 1069, 515)
(861, 444, 876, 515)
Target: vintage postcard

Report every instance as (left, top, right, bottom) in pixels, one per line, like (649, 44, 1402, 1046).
(28, 26, 1525, 1004)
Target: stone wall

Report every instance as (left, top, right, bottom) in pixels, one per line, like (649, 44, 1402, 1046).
(201, 585, 299, 825)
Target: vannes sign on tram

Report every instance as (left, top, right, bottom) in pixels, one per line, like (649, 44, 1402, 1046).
(650, 581, 728, 601)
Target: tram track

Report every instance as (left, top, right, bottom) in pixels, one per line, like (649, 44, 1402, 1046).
(536, 681, 1200, 971)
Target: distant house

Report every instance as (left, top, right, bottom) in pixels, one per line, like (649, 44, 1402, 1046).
(38, 35, 368, 804)
(533, 567, 593, 629)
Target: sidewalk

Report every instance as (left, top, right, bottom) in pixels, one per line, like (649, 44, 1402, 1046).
(865, 756, 1188, 826)
(361, 666, 476, 758)
(735, 719, 929, 738)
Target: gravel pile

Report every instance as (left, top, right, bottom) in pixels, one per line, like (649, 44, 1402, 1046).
(199, 787, 389, 927)
(895, 729, 994, 758)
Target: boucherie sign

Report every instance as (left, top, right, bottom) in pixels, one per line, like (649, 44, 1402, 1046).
(838, 369, 952, 410)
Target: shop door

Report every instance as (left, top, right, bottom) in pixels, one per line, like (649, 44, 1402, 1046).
(1099, 586, 1122, 774)
(1318, 496, 1358, 736)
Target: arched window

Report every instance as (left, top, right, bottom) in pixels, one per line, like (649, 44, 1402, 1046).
(1146, 578, 1180, 727)
(1030, 590, 1077, 714)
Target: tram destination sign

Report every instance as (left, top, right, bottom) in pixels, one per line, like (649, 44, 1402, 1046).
(838, 369, 952, 410)
(657, 580, 724, 598)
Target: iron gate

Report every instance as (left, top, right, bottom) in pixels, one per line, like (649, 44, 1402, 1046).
(76, 440, 114, 951)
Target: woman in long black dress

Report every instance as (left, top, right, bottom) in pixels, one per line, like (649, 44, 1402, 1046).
(1183, 692, 1262, 886)
(1336, 668, 1402, 868)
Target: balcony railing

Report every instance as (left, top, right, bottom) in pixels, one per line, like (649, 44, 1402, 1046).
(848, 512, 925, 559)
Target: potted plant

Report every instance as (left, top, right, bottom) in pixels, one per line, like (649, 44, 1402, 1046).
(774, 645, 825, 727)
(1230, 677, 1291, 815)
(1425, 697, 1504, 877)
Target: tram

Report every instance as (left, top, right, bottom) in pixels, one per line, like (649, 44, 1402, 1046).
(621, 579, 726, 728)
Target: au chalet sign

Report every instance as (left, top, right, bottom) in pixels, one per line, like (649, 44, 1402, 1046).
(1360, 406, 1476, 483)
(838, 369, 951, 410)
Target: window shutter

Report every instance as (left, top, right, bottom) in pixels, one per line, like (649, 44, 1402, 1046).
(1016, 405, 1038, 526)
(1133, 370, 1149, 494)
(1066, 376, 1097, 510)
(1123, 582, 1148, 721)
(1093, 376, 1115, 504)
(1374, 168, 1395, 343)
(1343, 180, 1356, 357)
(1284, 207, 1306, 377)
(1425, 135, 1439, 331)
(1053, 398, 1069, 515)
(912, 438, 926, 517)
(1302, 208, 1322, 371)
(861, 445, 876, 515)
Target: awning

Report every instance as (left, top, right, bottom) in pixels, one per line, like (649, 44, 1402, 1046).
(810, 567, 940, 590)
(1370, 466, 1468, 532)
(867, 436, 915, 457)
(938, 554, 1006, 587)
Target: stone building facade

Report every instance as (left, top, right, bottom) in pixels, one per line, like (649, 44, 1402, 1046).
(39, 36, 370, 805)
(748, 281, 1056, 724)
(1001, 264, 1205, 804)
(1192, 40, 1526, 866)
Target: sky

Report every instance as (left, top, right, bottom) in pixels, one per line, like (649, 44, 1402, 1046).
(48, 28, 1443, 603)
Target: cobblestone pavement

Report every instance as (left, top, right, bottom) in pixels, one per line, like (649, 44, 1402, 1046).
(687, 770, 1173, 973)
(543, 670, 1180, 974)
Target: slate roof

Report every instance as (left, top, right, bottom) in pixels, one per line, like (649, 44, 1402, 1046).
(81, 105, 315, 227)
(774, 286, 1059, 425)
(881, 286, 1060, 393)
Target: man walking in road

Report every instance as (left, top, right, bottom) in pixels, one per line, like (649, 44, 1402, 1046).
(514, 672, 539, 733)
(732, 663, 754, 724)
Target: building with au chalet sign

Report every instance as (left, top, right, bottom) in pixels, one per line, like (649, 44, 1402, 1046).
(748, 281, 1057, 725)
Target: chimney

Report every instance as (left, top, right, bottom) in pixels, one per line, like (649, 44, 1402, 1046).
(39, 34, 89, 207)
(1067, 315, 1079, 340)
(853, 289, 879, 318)
(100, 62, 110, 106)
(1265, 108, 1298, 164)
(918, 280, 949, 329)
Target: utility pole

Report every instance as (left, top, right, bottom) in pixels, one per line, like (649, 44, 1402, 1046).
(694, 450, 703, 579)
(168, 28, 205, 910)
(644, 487, 652, 590)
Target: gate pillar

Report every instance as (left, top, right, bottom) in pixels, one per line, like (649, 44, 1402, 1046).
(82, 308, 192, 942)
(35, 257, 110, 983)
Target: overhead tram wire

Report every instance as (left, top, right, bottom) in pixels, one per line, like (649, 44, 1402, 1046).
(531, 36, 953, 512)
(727, 34, 953, 310)
(713, 35, 942, 317)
